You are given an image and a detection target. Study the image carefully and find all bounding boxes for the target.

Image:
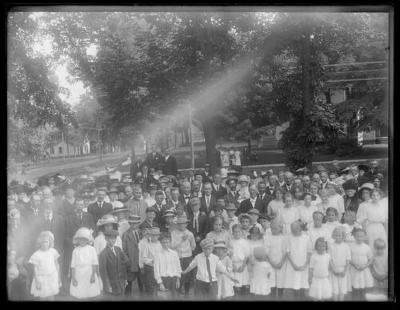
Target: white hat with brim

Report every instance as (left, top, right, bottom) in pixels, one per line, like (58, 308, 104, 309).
(97, 214, 118, 226)
(200, 238, 214, 249)
(73, 227, 93, 244)
(359, 183, 375, 191)
(238, 175, 249, 183)
(213, 241, 227, 249)
(176, 216, 190, 224)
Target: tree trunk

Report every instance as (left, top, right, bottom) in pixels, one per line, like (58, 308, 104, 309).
(302, 30, 312, 122)
(202, 119, 217, 175)
(247, 135, 252, 156)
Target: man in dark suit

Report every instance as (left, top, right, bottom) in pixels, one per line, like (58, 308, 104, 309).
(20, 193, 43, 225)
(162, 148, 177, 176)
(61, 185, 76, 217)
(201, 164, 212, 183)
(179, 181, 194, 215)
(224, 178, 240, 208)
(199, 182, 217, 216)
(258, 182, 274, 207)
(163, 187, 181, 212)
(145, 145, 163, 170)
(187, 198, 208, 255)
(236, 184, 268, 216)
(87, 189, 113, 230)
(152, 191, 165, 227)
(130, 159, 144, 180)
(211, 173, 227, 199)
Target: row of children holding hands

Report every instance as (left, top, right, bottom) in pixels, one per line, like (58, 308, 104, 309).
(24, 206, 387, 301)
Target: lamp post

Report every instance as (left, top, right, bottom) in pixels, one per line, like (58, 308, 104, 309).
(188, 101, 195, 170)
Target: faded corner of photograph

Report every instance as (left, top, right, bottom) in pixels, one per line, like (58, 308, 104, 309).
(7, 5, 391, 302)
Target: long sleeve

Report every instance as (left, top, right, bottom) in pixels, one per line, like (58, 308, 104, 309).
(356, 203, 368, 224)
(187, 255, 198, 271)
(189, 233, 196, 251)
(337, 195, 345, 215)
(153, 255, 162, 284)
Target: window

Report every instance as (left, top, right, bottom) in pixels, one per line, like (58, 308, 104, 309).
(59, 146, 63, 154)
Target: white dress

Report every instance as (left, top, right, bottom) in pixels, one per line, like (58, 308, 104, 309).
(217, 255, 235, 299)
(265, 234, 287, 288)
(323, 221, 341, 238)
(309, 252, 332, 300)
(307, 225, 332, 248)
(283, 233, 312, 289)
(249, 260, 273, 295)
(349, 242, 374, 289)
(277, 207, 300, 235)
(356, 200, 388, 250)
(70, 245, 102, 299)
(93, 232, 123, 255)
(298, 204, 318, 227)
(229, 238, 250, 287)
(29, 248, 60, 298)
(328, 242, 352, 295)
(267, 200, 284, 219)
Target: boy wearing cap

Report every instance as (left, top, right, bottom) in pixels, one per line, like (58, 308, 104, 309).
(99, 230, 129, 298)
(171, 215, 196, 296)
(122, 215, 144, 296)
(154, 232, 182, 298)
(248, 209, 263, 231)
(182, 238, 237, 300)
(140, 227, 162, 298)
(161, 210, 177, 233)
(111, 203, 130, 237)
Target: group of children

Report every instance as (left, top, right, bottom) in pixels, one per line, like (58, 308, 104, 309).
(7, 160, 389, 301)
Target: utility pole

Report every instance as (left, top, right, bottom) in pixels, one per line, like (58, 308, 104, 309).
(302, 24, 312, 122)
(188, 101, 195, 170)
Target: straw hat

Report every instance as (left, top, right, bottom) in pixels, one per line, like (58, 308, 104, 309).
(111, 204, 129, 214)
(163, 210, 176, 218)
(108, 187, 119, 194)
(73, 227, 93, 244)
(248, 208, 260, 216)
(176, 216, 190, 224)
(127, 214, 142, 224)
(200, 238, 214, 249)
(225, 204, 237, 211)
(359, 183, 375, 191)
(238, 213, 251, 222)
(97, 214, 118, 227)
(238, 175, 249, 183)
(148, 227, 161, 235)
(213, 241, 227, 249)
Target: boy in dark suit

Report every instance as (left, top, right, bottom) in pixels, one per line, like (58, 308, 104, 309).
(87, 189, 113, 232)
(122, 215, 143, 296)
(187, 198, 208, 255)
(99, 230, 129, 298)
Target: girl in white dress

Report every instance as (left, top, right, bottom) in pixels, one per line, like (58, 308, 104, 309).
(70, 227, 102, 299)
(293, 187, 304, 208)
(28, 231, 61, 300)
(356, 189, 388, 251)
(265, 219, 287, 298)
(214, 241, 235, 300)
(342, 210, 362, 245)
(323, 207, 341, 238)
(307, 211, 332, 248)
(298, 192, 318, 228)
(248, 246, 273, 299)
(284, 221, 312, 299)
(349, 228, 374, 300)
(267, 189, 284, 220)
(277, 193, 300, 235)
(309, 237, 332, 300)
(247, 226, 265, 259)
(228, 224, 251, 298)
(368, 238, 388, 299)
(329, 226, 352, 301)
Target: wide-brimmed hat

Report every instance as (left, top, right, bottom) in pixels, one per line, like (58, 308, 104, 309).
(73, 227, 93, 244)
(238, 213, 251, 222)
(176, 216, 190, 224)
(248, 208, 260, 216)
(359, 183, 375, 192)
(342, 179, 358, 191)
(148, 227, 161, 235)
(108, 187, 119, 194)
(127, 214, 142, 224)
(111, 203, 128, 214)
(213, 241, 227, 249)
(200, 238, 214, 249)
(97, 214, 118, 227)
(163, 210, 176, 218)
(225, 204, 237, 211)
(258, 213, 270, 221)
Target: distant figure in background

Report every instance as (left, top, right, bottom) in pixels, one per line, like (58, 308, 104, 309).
(130, 159, 143, 181)
(162, 148, 178, 176)
(145, 145, 163, 171)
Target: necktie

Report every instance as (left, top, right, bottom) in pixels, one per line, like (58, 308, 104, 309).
(194, 215, 199, 233)
(135, 231, 139, 243)
(206, 196, 210, 207)
(99, 202, 103, 208)
(206, 256, 213, 283)
(112, 247, 116, 256)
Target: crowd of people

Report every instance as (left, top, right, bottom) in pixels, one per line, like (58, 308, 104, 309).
(7, 147, 389, 301)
